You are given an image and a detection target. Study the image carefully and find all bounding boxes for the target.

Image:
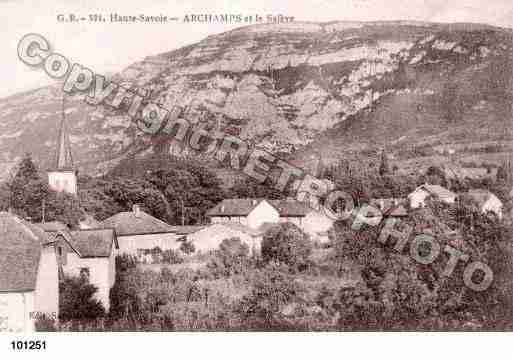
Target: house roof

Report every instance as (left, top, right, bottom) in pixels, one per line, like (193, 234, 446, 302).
(206, 198, 313, 218)
(69, 229, 118, 257)
(206, 198, 268, 217)
(102, 210, 175, 236)
(0, 212, 54, 292)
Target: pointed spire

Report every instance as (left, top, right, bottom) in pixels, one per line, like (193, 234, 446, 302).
(55, 96, 74, 170)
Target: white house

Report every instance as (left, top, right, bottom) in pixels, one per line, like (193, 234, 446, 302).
(38, 224, 118, 312)
(207, 198, 335, 244)
(102, 205, 184, 258)
(0, 212, 59, 332)
(186, 223, 263, 254)
(206, 199, 280, 230)
(466, 189, 503, 219)
(408, 184, 457, 209)
(270, 199, 335, 243)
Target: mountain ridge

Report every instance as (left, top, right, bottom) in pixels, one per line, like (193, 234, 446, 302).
(1, 20, 512, 179)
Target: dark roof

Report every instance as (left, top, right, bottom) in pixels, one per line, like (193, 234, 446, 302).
(269, 199, 311, 217)
(102, 210, 175, 236)
(206, 199, 267, 217)
(0, 212, 54, 292)
(206, 198, 312, 217)
(69, 229, 118, 257)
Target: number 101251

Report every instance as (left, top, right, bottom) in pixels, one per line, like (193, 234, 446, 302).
(11, 340, 46, 350)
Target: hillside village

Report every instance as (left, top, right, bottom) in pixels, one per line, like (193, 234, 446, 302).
(1, 105, 513, 331)
(3, 21, 513, 331)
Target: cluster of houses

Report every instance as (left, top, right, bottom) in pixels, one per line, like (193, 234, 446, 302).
(0, 117, 509, 332)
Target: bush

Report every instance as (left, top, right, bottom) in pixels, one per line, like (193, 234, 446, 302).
(59, 274, 105, 321)
(261, 223, 313, 270)
(180, 240, 196, 255)
(235, 266, 302, 329)
(207, 237, 250, 277)
(162, 249, 184, 264)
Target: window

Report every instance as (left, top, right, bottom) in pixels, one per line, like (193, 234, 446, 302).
(79, 267, 90, 279)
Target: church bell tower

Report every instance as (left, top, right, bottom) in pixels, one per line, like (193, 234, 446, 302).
(47, 97, 77, 195)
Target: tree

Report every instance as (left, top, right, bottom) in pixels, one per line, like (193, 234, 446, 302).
(378, 149, 389, 177)
(208, 237, 250, 276)
(261, 223, 313, 270)
(44, 191, 84, 228)
(59, 274, 105, 321)
(8, 154, 48, 220)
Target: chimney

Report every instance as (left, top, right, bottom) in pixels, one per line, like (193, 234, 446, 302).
(133, 204, 141, 218)
(221, 205, 225, 213)
(252, 199, 258, 206)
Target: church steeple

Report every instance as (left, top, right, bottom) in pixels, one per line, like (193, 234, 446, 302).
(55, 112, 74, 170)
(47, 95, 77, 195)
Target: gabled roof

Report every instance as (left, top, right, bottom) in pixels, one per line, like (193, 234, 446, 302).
(69, 229, 118, 258)
(206, 198, 270, 217)
(102, 210, 175, 236)
(206, 198, 314, 218)
(0, 212, 54, 292)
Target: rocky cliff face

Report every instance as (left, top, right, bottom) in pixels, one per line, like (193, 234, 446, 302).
(1, 21, 512, 178)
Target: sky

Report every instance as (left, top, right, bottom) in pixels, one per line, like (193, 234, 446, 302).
(1, 0, 513, 98)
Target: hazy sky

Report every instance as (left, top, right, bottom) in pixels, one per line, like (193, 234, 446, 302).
(1, 0, 513, 98)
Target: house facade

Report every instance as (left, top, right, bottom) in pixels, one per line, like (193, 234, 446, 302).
(207, 198, 335, 244)
(38, 224, 118, 312)
(186, 223, 263, 254)
(0, 213, 59, 332)
(207, 199, 280, 229)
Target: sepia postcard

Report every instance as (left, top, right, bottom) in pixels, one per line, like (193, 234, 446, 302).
(1, 0, 513, 353)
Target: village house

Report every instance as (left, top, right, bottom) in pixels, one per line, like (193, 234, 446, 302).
(206, 198, 335, 244)
(37, 222, 118, 312)
(408, 184, 457, 209)
(206, 198, 280, 229)
(270, 199, 335, 243)
(185, 222, 263, 254)
(102, 204, 184, 259)
(466, 189, 503, 219)
(0, 212, 59, 332)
